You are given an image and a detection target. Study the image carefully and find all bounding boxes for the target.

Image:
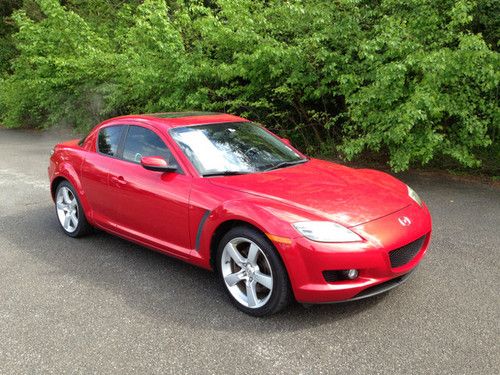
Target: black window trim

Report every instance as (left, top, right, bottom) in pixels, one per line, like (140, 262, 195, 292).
(116, 125, 130, 159)
(97, 124, 183, 174)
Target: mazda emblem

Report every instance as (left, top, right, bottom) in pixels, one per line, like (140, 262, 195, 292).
(398, 216, 412, 226)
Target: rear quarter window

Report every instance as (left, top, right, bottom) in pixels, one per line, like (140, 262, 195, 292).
(97, 126, 124, 156)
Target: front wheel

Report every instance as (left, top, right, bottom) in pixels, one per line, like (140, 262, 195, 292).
(216, 226, 292, 316)
(55, 181, 91, 237)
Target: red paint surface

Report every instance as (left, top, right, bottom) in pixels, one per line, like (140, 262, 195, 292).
(49, 113, 432, 303)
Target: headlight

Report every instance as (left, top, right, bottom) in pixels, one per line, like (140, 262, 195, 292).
(407, 185, 422, 206)
(292, 221, 362, 243)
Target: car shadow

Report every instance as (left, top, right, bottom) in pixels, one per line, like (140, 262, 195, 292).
(2, 205, 392, 332)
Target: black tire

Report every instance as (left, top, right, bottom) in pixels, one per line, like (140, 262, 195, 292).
(54, 180, 92, 237)
(216, 226, 292, 316)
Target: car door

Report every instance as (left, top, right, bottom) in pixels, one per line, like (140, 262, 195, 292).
(107, 125, 192, 257)
(80, 124, 126, 229)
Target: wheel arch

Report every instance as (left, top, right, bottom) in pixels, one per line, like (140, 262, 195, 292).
(50, 164, 93, 223)
(210, 219, 250, 270)
(50, 176, 68, 200)
(200, 199, 301, 272)
(209, 219, 287, 274)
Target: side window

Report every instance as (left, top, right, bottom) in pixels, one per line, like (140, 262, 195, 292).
(97, 126, 124, 156)
(122, 126, 178, 168)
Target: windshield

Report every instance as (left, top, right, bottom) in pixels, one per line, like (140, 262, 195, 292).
(170, 122, 306, 176)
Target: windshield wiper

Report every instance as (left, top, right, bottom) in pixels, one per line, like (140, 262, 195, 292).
(202, 171, 250, 177)
(264, 159, 308, 171)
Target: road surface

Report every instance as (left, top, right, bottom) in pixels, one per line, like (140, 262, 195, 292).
(0, 128, 498, 374)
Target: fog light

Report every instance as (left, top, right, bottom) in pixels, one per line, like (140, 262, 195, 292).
(345, 269, 358, 280)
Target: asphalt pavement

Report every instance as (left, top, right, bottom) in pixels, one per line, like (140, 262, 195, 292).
(0, 128, 499, 374)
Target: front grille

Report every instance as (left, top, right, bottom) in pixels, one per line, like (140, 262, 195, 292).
(389, 235, 427, 268)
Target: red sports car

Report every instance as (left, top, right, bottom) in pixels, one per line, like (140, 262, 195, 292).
(49, 112, 432, 316)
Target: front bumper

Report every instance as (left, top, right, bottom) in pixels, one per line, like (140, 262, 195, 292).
(276, 202, 432, 304)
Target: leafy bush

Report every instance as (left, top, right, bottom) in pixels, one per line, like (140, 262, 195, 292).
(0, 0, 498, 171)
(339, 1, 499, 170)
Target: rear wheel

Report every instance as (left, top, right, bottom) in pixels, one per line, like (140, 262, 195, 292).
(55, 181, 91, 237)
(217, 226, 292, 316)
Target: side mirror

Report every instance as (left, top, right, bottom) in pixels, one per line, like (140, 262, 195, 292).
(140, 156, 177, 172)
(281, 137, 292, 146)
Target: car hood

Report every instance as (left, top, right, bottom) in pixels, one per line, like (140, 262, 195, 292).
(208, 159, 411, 227)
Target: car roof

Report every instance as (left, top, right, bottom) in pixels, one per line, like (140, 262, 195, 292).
(104, 112, 250, 129)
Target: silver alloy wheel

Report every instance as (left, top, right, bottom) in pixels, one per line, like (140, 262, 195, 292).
(221, 237, 273, 309)
(56, 186, 79, 233)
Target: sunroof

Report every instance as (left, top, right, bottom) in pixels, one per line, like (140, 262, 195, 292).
(146, 112, 220, 119)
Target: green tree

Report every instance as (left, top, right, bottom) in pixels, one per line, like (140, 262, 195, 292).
(0, 0, 498, 172)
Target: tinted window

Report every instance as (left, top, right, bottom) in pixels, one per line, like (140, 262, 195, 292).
(122, 126, 178, 167)
(98, 126, 124, 156)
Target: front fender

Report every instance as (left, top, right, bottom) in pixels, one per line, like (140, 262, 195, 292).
(194, 198, 317, 269)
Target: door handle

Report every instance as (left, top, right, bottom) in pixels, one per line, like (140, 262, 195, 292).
(111, 175, 127, 186)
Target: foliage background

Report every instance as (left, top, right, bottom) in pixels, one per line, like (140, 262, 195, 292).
(0, 0, 498, 172)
